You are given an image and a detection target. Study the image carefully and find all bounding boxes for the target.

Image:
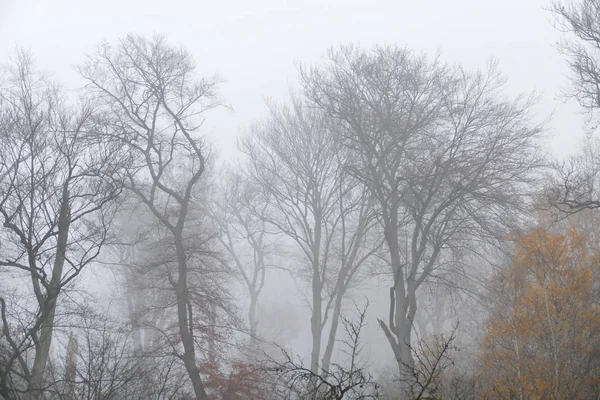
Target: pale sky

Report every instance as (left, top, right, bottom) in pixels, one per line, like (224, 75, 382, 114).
(0, 0, 585, 160)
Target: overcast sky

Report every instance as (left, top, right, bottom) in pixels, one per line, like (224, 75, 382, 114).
(0, 0, 586, 160)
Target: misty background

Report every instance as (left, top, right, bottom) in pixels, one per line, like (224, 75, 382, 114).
(0, 0, 583, 156)
(1, 0, 599, 399)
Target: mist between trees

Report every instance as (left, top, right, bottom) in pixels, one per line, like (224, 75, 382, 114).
(3, 1, 600, 399)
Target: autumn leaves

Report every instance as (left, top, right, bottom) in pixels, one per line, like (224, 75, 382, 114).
(481, 228, 600, 398)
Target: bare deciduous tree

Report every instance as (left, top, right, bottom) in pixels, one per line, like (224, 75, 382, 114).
(269, 302, 378, 400)
(240, 96, 381, 374)
(546, 1, 600, 214)
(41, 303, 194, 400)
(547, 133, 600, 215)
(400, 325, 459, 400)
(209, 168, 276, 344)
(552, 0, 600, 120)
(301, 45, 543, 385)
(0, 50, 126, 399)
(80, 34, 226, 400)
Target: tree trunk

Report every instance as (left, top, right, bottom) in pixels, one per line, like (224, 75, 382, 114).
(248, 292, 258, 339)
(433, 293, 443, 336)
(28, 187, 70, 399)
(381, 208, 416, 392)
(400, 288, 417, 370)
(310, 279, 323, 374)
(207, 302, 218, 365)
(63, 335, 78, 399)
(321, 281, 344, 373)
(247, 291, 260, 357)
(125, 291, 143, 354)
(174, 236, 208, 400)
(310, 206, 323, 375)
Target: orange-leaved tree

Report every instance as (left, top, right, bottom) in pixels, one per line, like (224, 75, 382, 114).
(480, 227, 600, 399)
(201, 360, 272, 400)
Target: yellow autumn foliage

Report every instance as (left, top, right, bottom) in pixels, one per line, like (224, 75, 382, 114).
(480, 228, 600, 399)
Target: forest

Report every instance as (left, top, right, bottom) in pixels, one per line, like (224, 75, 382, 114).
(2, 0, 600, 399)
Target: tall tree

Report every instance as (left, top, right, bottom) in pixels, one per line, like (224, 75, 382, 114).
(0, 50, 126, 399)
(552, 0, 600, 120)
(209, 168, 275, 344)
(549, 0, 600, 213)
(240, 96, 380, 374)
(80, 35, 225, 400)
(301, 45, 543, 382)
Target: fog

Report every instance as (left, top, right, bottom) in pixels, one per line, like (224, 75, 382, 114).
(0, 0, 583, 157)
(1, 0, 599, 399)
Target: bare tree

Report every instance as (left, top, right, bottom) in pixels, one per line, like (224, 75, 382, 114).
(42, 303, 193, 400)
(552, 0, 600, 122)
(240, 96, 380, 374)
(113, 203, 182, 356)
(547, 134, 600, 214)
(80, 34, 226, 400)
(378, 326, 477, 400)
(301, 45, 544, 384)
(400, 325, 459, 400)
(414, 282, 456, 338)
(269, 302, 378, 400)
(0, 50, 126, 399)
(320, 181, 382, 374)
(208, 168, 276, 344)
(64, 309, 154, 400)
(545, 1, 600, 214)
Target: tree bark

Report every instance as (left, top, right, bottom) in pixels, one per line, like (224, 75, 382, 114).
(380, 206, 416, 391)
(310, 208, 323, 375)
(310, 277, 323, 375)
(28, 186, 70, 399)
(174, 236, 208, 400)
(321, 287, 343, 373)
(248, 291, 259, 344)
